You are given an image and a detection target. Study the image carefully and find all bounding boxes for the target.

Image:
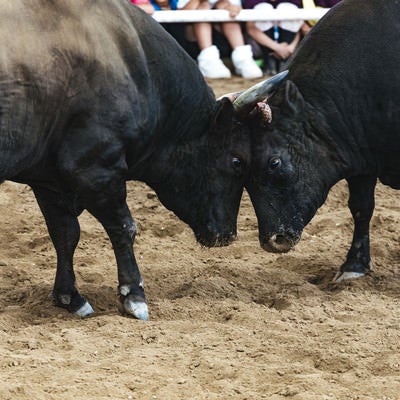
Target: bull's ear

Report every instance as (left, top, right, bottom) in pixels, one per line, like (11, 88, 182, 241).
(283, 80, 305, 115)
(212, 97, 234, 129)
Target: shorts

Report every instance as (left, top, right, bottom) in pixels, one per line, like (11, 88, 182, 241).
(177, 0, 241, 9)
(253, 2, 304, 33)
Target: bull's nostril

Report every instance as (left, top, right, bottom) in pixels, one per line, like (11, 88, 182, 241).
(275, 234, 287, 245)
(261, 230, 301, 254)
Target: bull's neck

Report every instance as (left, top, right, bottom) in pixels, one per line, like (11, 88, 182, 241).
(302, 100, 368, 184)
(126, 98, 213, 183)
(128, 128, 206, 188)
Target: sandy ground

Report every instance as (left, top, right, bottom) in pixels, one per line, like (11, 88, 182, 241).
(1, 77, 399, 400)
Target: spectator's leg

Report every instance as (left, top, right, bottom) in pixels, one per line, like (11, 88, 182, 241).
(259, 28, 278, 75)
(194, 22, 213, 50)
(195, 22, 231, 79)
(276, 3, 303, 70)
(223, 22, 263, 79)
(212, 26, 232, 58)
(276, 28, 297, 71)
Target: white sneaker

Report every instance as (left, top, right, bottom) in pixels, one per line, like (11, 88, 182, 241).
(197, 45, 232, 79)
(231, 45, 263, 79)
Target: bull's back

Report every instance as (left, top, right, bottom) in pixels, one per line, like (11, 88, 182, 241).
(0, 0, 206, 117)
(292, 0, 400, 103)
(0, 0, 209, 181)
(0, 1, 147, 74)
(0, 1, 133, 178)
(288, 0, 400, 167)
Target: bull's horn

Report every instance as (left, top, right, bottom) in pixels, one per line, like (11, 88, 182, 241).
(232, 70, 288, 116)
(217, 92, 241, 102)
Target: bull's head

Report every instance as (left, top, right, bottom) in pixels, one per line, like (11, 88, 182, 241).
(152, 72, 288, 248)
(244, 75, 344, 253)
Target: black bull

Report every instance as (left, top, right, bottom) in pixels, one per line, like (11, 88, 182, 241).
(246, 0, 400, 281)
(0, 0, 286, 319)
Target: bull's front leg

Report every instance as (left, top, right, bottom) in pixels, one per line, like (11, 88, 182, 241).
(32, 186, 94, 316)
(333, 175, 376, 282)
(101, 212, 149, 320)
(83, 187, 148, 321)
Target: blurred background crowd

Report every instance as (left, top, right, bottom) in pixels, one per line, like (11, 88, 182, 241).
(130, 0, 341, 79)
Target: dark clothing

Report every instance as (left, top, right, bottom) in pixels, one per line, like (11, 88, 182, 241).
(243, 0, 303, 9)
(315, 0, 341, 6)
(257, 27, 296, 74)
(161, 24, 232, 60)
(243, 0, 340, 8)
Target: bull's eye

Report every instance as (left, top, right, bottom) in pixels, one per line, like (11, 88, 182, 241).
(232, 157, 242, 170)
(269, 157, 281, 170)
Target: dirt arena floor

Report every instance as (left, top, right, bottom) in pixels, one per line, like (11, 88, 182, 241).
(1, 76, 399, 400)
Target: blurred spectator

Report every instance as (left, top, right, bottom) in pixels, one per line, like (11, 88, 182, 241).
(177, 0, 263, 79)
(243, 0, 303, 75)
(130, 0, 156, 14)
(301, 0, 342, 36)
(130, 0, 197, 61)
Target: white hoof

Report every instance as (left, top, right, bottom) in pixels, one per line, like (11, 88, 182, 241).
(124, 300, 149, 321)
(333, 271, 366, 282)
(74, 301, 94, 317)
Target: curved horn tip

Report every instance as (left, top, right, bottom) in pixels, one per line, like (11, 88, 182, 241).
(253, 69, 289, 94)
(232, 69, 289, 113)
(268, 69, 289, 83)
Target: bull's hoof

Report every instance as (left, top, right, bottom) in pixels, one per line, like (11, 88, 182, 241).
(74, 300, 94, 317)
(53, 291, 94, 317)
(119, 285, 149, 320)
(121, 297, 149, 320)
(333, 271, 366, 282)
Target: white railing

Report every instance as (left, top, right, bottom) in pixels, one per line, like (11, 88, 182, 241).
(153, 8, 329, 23)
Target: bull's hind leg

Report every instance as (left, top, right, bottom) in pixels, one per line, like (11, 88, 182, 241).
(333, 176, 376, 282)
(32, 186, 93, 316)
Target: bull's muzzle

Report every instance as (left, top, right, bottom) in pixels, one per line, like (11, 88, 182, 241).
(260, 230, 301, 253)
(196, 231, 237, 247)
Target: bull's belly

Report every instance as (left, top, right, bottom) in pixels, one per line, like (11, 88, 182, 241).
(379, 174, 400, 189)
